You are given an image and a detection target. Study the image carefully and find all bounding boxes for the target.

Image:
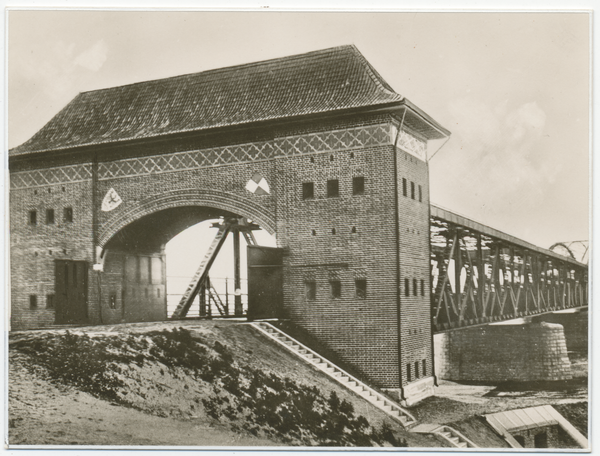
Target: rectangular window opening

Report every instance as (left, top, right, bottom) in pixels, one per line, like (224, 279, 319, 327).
(302, 182, 314, 200)
(418, 185, 423, 202)
(46, 294, 55, 309)
(46, 208, 55, 225)
(64, 207, 73, 223)
(415, 361, 420, 379)
(422, 359, 427, 377)
(402, 178, 407, 197)
(406, 363, 412, 382)
(327, 179, 339, 198)
(29, 295, 38, 309)
(413, 278, 418, 296)
(28, 210, 37, 225)
(404, 278, 409, 297)
(421, 279, 425, 296)
(355, 279, 367, 299)
(411, 181, 415, 200)
(352, 176, 365, 195)
(330, 280, 342, 299)
(305, 281, 316, 301)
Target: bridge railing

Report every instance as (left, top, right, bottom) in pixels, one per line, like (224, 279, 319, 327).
(430, 208, 588, 332)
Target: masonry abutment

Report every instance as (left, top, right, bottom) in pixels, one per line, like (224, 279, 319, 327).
(434, 321, 573, 382)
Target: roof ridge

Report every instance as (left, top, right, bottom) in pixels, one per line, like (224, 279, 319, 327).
(80, 45, 359, 95)
(346, 45, 400, 97)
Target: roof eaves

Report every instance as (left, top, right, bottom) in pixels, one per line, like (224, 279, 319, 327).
(403, 98, 451, 138)
(9, 100, 404, 158)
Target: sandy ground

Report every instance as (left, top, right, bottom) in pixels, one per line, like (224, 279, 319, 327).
(8, 319, 588, 448)
(9, 352, 277, 447)
(7, 320, 437, 448)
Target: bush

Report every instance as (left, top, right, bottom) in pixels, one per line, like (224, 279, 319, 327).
(14, 328, 405, 447)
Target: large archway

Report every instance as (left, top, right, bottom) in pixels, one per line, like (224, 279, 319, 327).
(97, 193, 278, 325)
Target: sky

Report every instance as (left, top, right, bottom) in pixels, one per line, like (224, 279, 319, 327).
(7, 10, 590, 252)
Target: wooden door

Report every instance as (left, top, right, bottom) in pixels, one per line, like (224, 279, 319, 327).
(247, 246, 283, 320)
(55, 260, 88, 324)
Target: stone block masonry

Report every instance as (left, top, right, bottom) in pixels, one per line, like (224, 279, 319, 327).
(434, 322, 573, 381)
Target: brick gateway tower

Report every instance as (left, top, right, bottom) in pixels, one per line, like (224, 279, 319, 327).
(10, 45, 450, 404)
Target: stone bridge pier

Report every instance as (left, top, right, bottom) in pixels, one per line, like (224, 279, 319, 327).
(433, 309, 587, 382)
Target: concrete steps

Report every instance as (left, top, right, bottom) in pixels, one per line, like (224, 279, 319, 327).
(411, 424, 479, 448)
(250, 321, 417, 428)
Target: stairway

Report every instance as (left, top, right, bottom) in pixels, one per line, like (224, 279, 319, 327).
(250, 321, 417, 429)
(411, 424, 479, 448)
(171, 224, 231, 319)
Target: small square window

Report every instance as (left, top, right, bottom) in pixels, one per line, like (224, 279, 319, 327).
(29, 295, 38, 309)
(46, 294, 55, 309)
(305, 281, 316, 301)
(330, 280, 341, 299)
(352, 176, 365, 195)
(402, 178, 407, 197)
(355, 279, 367, 299)
(302, 182, 314, 200)
(64, 207, 73, 222)
(327, 179, 339, 198)
(28, 210, 37, 225)
(46, 208, 55, 225)
(411, 181, 415, 200)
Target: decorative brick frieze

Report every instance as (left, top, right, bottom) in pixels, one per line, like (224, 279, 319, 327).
(11, 123, 395, 188)
(10, 163, 92, 189)
(390, 124, 427, 160)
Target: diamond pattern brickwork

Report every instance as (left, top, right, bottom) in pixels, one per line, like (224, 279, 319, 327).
(97, 124, 394, 180)
(10, 124, 403, 187)
(10, 164, 92, 189)
(395, 128, 427, 160)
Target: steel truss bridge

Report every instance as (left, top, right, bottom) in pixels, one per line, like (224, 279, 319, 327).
(430, 205, 588, 333)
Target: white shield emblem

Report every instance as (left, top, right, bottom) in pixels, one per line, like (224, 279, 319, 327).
(101, 188, 123, 212)
(245, 173, 270, 195)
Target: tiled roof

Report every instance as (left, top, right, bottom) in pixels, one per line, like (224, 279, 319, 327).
(11, 45, 447, 156)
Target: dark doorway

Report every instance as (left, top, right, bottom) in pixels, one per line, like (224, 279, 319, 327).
(534, 431, 548, 448)
(247, 246, 283, 320)
(514, 435, 526, 447)
(54, 260, 88, 324)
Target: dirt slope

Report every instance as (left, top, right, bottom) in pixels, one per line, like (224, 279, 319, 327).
(9, 320, 438, 448)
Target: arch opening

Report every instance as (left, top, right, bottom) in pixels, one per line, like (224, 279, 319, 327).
(100, 205, 277, 324)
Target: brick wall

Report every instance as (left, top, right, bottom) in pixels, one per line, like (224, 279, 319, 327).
(434, 322, 573, 381)
(395, 129, 434, 389)
(277, 141, 400, 387)
(512, 425, 560, 449)
(9, 179, 94, 329)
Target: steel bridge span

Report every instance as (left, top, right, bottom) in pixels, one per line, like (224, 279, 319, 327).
(430, 205, 588, 333)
